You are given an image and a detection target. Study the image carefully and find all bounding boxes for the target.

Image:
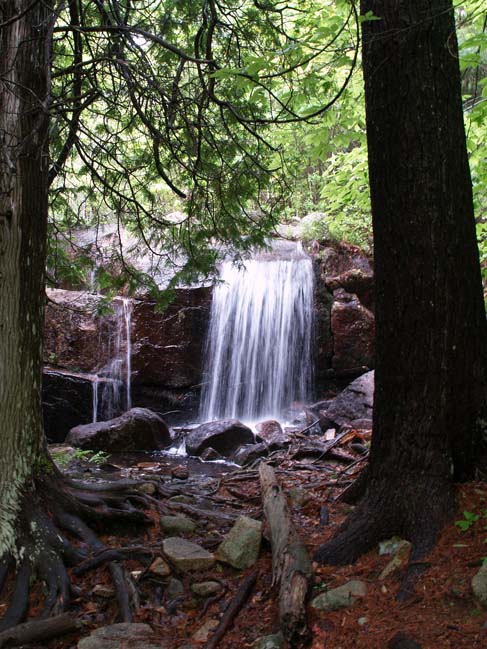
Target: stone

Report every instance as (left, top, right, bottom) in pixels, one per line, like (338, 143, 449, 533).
(255, 420, 288, 449)
(186, 419, 255, 457)
(288, 487, 310, 508)
(331, 290, 375, 372)
(160, 515, 197, 535)
(149, 557, 171, 577)
(162, 537, 215, 571)
(216, 516, 262, 569)
(252, 632, 285, 649)
(200, 447, 222, 461)
(66, 407, 171, 452)
(322, 371, 374, 429)
(358, 617, 368, 626)
(192, 619, 219, 643)
(166, 577, 185, 598)
(311, 580, 367, 611)
(77, 623, 162, 649)
(472, 564, 487, 607)
(379, 537, 410, 556)
(232, 443, 269, 466)
(191, 581, 222, 597)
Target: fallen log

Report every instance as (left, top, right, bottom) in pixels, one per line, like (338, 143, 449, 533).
(259, 463, 313, 645)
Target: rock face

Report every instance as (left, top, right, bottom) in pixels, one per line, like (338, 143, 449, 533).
(331, 290, 375, 372)
(312, 240, 374, 383)
(316, 371, 374, 429)
(130, 287, 211, 389)
(186, 419, 255, 457)
(43, 369, 96, 442)
(66, 407, 171, 451)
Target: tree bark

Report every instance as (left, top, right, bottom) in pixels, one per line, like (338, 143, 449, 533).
(315, 0, 487, 565)
(0, 0, 52, 557)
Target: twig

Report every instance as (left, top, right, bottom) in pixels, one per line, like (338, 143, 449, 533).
(205, 570, 258, 649)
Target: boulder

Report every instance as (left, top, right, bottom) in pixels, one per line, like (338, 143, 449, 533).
(322, 371, 374, 428)
(331, 289, 375, 372)
(216, 516, 262, 569)
(311, 580, 367, 611)
(186, 419, 254, 457)
(77, 623, 162, 649)
(255, 420, 288, 449)
(232, 443, 269, 466)
(162, 537, 215, 571)
(66, 407, 171, 451)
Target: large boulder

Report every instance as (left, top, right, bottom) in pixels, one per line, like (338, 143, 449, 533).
(319, 370, 374, 429)
(66, 407, 171, 451)
(186, 419, 255, 457)
(331, 289, 375, 373)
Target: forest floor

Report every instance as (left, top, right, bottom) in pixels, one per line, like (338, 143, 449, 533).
(2, 441, 487, 649)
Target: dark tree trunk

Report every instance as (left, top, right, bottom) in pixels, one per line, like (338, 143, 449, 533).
(315, 0, 487, 565)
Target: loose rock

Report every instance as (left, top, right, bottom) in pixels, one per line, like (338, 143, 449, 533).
(191, 581, 222, 597)
(311, 580, 367, 611)
(216, 516, 262, 569)
(77, 623, 162, 649)
(162, 537, 215, 571)
(160, 515, 197, 535)
(252, 632, 285, 649)
(472, 564, 487, 607)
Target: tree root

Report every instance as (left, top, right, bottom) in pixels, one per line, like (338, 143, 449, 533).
(0, 470, 154, 634)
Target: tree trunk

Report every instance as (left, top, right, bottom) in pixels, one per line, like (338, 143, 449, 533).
(315, 0, 487, 565)
(0, 0, 52, 557)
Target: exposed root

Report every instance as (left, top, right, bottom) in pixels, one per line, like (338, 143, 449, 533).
(0, 470, 154, 636)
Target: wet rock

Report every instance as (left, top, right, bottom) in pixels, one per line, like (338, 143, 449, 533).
(253, 632, 285, 649)
(191, 581, 222, 597)
(77, 623, 161, 649)
(472, 564, 487, 607)
(216, 516, 262, 569)
(66, 407, 171, 452)
(322, 371, 374, 429)
(331, 290, 375, 372)
(255, 420, 288, 449)
(186, 419, 254, 457)
(325, 268, 374, 312)
(160, 515, 197, 535)
(200, 447, 222, 461)
(311, 580, 367, 611)
(171, 465, 190, 480)
(232, 443, 269, 466)
(162, 537, 215, 571)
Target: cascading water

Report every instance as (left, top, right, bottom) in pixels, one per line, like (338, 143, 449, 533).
(200, 243, 314, 422)
(96, 297, 133, 421)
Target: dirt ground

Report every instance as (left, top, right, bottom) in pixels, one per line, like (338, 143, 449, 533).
(2, 449, 487, 649)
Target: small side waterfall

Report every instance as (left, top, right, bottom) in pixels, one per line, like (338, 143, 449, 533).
(96, 297, 133, 421)
(200, 244, 314, 422)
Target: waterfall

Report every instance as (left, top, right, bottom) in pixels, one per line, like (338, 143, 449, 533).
(99, 297, 133, 419)
(200, 244, 314, 422)
(92, 375, 99, 423)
